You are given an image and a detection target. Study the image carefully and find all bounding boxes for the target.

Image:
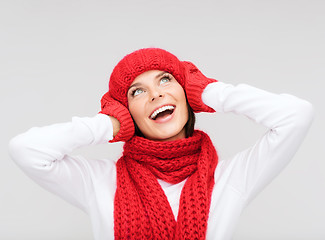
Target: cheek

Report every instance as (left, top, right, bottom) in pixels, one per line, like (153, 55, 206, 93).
(168, 87, 188, 120)
(170, 86, 187, 106)
(128, 100, 147, 126)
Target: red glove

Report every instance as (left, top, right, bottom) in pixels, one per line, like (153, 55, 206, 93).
(182, 61, 217, 113)
(98, 92, 135, 143)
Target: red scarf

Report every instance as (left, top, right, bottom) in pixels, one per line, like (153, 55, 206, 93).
(114, 130, 218, 239)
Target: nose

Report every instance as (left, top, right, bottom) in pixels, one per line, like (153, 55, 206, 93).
(152, 94, 163, 101)
(150, 88, 164, 102)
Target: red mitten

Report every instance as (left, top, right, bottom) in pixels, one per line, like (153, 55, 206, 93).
(98, 92, 135, 143)
(182, 61, 218, 113)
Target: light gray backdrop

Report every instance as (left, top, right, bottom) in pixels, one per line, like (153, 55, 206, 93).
(1, 0, 324, 239)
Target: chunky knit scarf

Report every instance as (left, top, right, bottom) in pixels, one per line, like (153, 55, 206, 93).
(114, 130, 218, 239)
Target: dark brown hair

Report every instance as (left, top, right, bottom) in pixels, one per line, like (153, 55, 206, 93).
(184, 102, 196, 138)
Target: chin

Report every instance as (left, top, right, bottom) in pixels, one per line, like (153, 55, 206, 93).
(145, 127, 186, 142)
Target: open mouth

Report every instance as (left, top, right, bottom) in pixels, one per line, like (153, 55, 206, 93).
(149, 105, 175, 121)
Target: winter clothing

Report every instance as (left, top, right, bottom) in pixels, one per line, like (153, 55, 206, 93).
(182, 61, 216, 113)
(115, 130, 217, 239)
(100, 48, 221, 239)
(98, 92, 134, 143)
(8, 48, 314, 240)
(99, 48, 217, 142)
(108, 48, 186, 108)
(8, 81, 314, 239)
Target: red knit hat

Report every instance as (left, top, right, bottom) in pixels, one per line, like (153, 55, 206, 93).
(100, 47, 217, 142)
(108, 48, 186, 107)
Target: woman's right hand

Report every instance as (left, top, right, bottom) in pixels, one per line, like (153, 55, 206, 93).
(99, 92, 135, 142)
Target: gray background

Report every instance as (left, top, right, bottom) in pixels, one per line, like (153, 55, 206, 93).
(1, 0, 324, 239)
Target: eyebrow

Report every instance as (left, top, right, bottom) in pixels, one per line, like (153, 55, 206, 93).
(128, 71, 168, 91)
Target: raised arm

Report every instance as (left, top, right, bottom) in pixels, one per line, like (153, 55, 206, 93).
(202, 81, 314, 205)
(8, 114, 115, 212)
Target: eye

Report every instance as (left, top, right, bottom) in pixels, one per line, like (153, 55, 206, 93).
(159, 74, 172, 84)
(131, 88, 144, 97)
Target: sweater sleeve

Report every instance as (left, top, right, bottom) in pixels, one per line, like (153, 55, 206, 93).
(8, 113, 115, 212)
(202, 82, 314, 205)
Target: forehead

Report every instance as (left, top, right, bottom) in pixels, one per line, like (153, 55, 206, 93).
(131, 70, 167, 85)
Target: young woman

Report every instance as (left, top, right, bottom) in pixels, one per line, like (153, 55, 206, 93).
(9, 48, 314, 240)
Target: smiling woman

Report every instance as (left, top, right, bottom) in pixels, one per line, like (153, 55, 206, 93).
(8, 47, 314, 240)
(127, 70, 189, 141)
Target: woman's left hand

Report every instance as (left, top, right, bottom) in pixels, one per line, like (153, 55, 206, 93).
(182, 61, 217, 113)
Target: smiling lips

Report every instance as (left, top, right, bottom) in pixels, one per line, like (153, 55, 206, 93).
(149, 105, 175, 120)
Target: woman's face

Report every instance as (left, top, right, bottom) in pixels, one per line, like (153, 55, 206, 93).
(127, 70, 188, 141)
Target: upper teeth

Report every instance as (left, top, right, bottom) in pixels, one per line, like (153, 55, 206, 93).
(150, 105, 175, 119)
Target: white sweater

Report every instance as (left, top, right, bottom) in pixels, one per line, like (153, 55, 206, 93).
(8, 82, 314, 240)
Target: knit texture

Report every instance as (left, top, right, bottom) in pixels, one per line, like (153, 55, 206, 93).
(98, 92, 134, 142)
(114, 130, 218, 239)
(109, 48, 186, 108)
(99, 47, 218, 142)
(182, 61, 217, 113)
